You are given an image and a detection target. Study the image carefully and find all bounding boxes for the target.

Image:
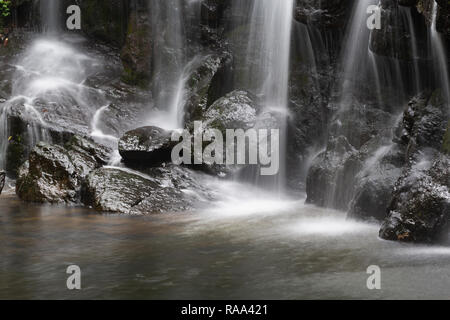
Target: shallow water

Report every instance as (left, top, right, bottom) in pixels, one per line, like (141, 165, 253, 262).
(1, 184, 450, 300)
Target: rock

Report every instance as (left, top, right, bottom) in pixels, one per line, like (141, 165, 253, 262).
(306, 136, 361, 210)
(202, 90, 259, 133)
(379, 154, 450, 243)
(294, 0, 355, 29)
(200, 0, 231, 47)
(370, 1, 428, 61)
(16, 136, 111, 204)
(184, 53, 234, 125)
(305, 96, 396, 211)
(443, 121, 450, 155)
(348, 143, 406, 221)
(417, 0, 450, 38)
(399, 0, 419, 6)
(118, 126, 176, 167)
(80, 0, 129, 47)
(435, 0, 450, 38)
(120, 1, 152, 86)
(0, 171, 5, 195)
(400, 90, 449, 160)
(82, 165, 213, 214)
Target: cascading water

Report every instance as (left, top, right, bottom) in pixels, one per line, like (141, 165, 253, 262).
(0, 38, 107, 173)
(339, 0, 378, 105)
(431, 2, 450, 105)
(245, 0, 294, 113)
(39, 0, 61, 32)
(146, 0, 202, 130)
(0, 1, 109, 176)
(321, 0, 425, 210)
(240, 0, 294, 192)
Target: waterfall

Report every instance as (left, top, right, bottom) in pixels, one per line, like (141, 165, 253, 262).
(431, 2, 450, 105)
(0, 0, 109, 176)
(245, 0, 294, 112)
(146, 0, 202, 130)
(400, 6, 422, 93)
(240, 0, 294, 192)
(322, 0, 424, 210)
(40, 0, 61, 33)
(339, 0, 378, 105)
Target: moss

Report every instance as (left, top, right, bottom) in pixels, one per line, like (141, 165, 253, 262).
(121, 65, 149, 88)
(442, 121, 450, 155)
(429, 89, 445, 107)
(80, 0, 128, 47)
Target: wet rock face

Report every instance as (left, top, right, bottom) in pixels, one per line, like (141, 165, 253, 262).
(400, 91, 449, 159)
(294, 0, 355, 29)
(82, 165, 213, 214)
(120, 1, 152, 86)
(418, 0, 450, 38)
(379, 155, 450, 243)
(435, 0, 450, 38)
(80, 0, 129, 47)
(16, 137, 111, 204)
(370, 1, 428, 61)
(348, 143, 406, 221)
(184, 53, 234, 125)
(306, 136, 361, 210)
(346, 91, 447, 222)
(118, 126, 176, 167)
(0, 171, 5, 195)
(200, 0, 231, 47)
(305, 98, 395, 212)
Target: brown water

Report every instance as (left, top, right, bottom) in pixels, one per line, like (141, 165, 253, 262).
(1, 183, 450, 300)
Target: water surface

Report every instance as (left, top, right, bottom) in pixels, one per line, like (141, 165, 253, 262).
(1, 184, 450, 300)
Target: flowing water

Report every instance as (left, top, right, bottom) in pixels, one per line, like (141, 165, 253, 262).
(146, 0, 203, 130)
(239, 0, 294, 192)
(40, 0, 61, 33)
(2, 187, 450, 300)
(0, 35, 108, 172)
(431, 2, 450, 105)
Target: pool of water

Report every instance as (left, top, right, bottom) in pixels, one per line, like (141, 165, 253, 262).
(1, 182, 450, 300)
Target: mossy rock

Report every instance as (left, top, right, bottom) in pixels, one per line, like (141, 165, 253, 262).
(443, 121, 450, 155)
(80, 0, 129, 47)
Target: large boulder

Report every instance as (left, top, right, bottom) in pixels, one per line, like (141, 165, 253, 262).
(379, 154, 450, 243)
(82, 165, 213, 214)
(16, 136, 111, 204)
(306, 136, 361, 210)
(202, 90, 259, 133)
(348, 143, 406, 221)
(118, 126, 176, 167)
